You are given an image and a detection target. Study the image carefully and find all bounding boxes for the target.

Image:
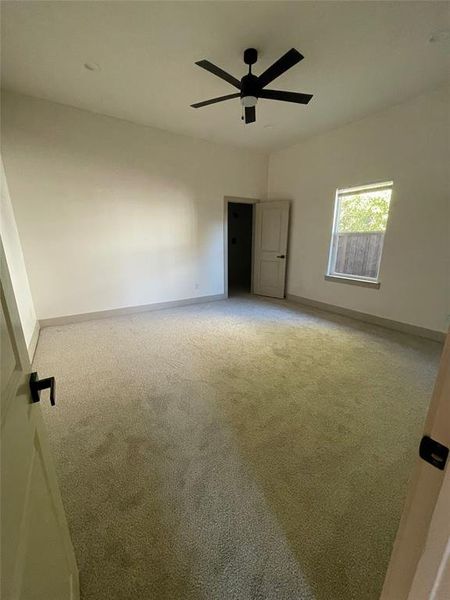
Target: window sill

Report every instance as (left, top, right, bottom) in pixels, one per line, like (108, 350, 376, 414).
(324, 274, 381, 289)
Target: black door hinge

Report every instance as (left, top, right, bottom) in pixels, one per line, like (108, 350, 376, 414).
(419, 436, 448, 471)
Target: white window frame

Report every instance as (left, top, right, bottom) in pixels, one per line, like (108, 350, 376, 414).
(326, 181, 393, 287)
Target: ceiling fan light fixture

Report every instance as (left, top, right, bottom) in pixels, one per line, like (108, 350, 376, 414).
(241, 95, 257, 108)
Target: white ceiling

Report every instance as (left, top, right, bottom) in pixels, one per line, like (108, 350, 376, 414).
(1, 1, 449, 151)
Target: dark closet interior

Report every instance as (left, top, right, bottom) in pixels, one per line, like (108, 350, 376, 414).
(227, 202, 253, 294)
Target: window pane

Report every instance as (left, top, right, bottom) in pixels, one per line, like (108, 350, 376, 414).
(334, 231, 385, 278)
(338, 191, 391, 233)
(329, 185, 392, 280)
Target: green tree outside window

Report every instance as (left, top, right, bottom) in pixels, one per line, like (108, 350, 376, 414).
(338, 191, 391, 233)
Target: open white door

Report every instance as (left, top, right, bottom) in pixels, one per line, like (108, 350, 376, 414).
(253, 201, 290, 299)
(381, 333, 450, 600)
(408, 465, 450, 599)
(1, 241, 79, 600)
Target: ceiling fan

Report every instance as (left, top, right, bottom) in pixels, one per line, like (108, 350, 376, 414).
(191, 48, 313, 124)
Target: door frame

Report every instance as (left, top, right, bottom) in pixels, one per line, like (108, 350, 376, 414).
(223, 196, 259, 298)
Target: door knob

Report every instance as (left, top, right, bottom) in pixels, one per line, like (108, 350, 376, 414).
(29, 372, 56, 406)
(277, 254, 286, 259)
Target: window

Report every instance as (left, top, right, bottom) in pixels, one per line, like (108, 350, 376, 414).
(326, 181, 393, 286)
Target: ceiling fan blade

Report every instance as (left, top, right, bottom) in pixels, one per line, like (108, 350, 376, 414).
(191, 93, 240, 108)
(257, 48, 304, 89)
(259, 89, 313, 104)
(245, 106, 256, 124)
(195, 60, 241, 89)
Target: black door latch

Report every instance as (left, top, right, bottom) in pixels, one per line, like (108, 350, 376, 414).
(29, 372, 56, 406)
(419, 435, 448, 471)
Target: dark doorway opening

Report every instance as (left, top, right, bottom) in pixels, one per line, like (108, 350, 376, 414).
(227, 202, 253, 295)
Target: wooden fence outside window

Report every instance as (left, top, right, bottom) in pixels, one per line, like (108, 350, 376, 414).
(333, 231, 384, 279)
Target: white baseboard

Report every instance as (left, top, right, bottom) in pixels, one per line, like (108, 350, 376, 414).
(28, 320, 40, 362)
(38, 291, 445, 342)
(39, 294, 227, 328)
(286, 293, 445, 343)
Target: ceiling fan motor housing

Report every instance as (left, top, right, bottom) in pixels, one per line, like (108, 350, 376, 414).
(242, 49, 259, 106)
(240, 73, 259, 100)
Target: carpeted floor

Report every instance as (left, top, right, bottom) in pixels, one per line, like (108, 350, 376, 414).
(34, 296, 441, 600)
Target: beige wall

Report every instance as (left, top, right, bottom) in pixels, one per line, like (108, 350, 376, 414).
(268, 85, 449, 333)
(1, 158, 38, 352)
(1, 92, 267, 319)
(2, 87, 448, 332)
